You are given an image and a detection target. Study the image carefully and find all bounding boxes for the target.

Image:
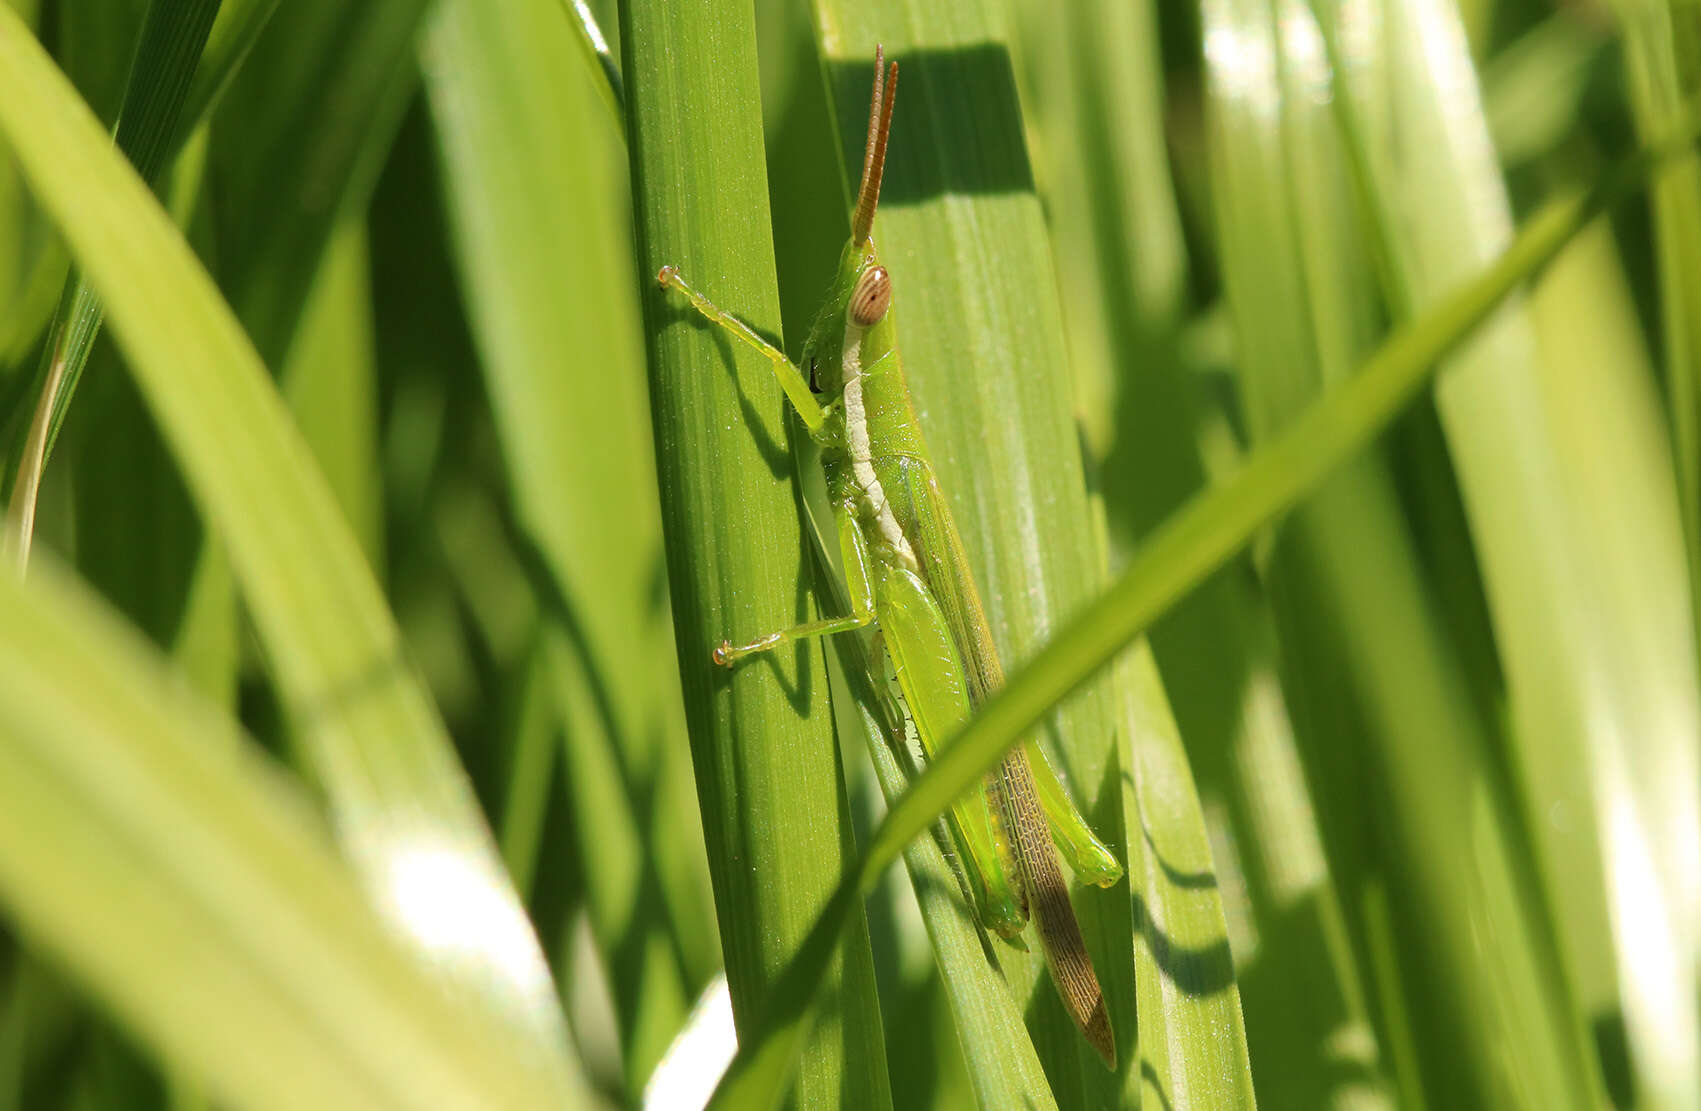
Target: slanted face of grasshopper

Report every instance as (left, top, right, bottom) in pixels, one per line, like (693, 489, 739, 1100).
(658, 46, 1122, 1070)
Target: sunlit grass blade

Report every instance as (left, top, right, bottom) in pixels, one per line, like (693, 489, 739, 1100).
(1521, 218, 1700, 1103)
(0, 11, 581, 1096)
(421, 0, 718, 1093)
(709, 122, 1693, 1110)
(1336, 0, 1701, 1099)
(1207, 0, 1600, 1103)
(617, 0, 892, 1105)
(1611, 0, 1701, 710)
(0, 553, 592, 1110)
(1115, 641, 1257, 1108)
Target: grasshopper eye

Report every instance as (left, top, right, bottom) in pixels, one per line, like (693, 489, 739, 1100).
(850, 266, 892, 327)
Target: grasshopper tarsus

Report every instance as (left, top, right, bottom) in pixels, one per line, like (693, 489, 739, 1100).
(656, 263, 678, 288)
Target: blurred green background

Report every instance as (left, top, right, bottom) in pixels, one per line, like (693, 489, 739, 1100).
(0, 0, 1694, 1108)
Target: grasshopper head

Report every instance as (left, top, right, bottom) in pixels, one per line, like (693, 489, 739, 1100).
(802, 48, 900, 394)
(844, 47, 898, 330)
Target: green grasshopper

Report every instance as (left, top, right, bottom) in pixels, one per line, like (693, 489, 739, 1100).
(658, 47, 1121, 1068)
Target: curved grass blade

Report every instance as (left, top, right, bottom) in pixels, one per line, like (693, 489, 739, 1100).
(0, 553, 591, 1110)
(616, 0, 892, 1106)
(421, 0, 718, 1092)
(3, 0, 284, 557)
(707, 120, 1699, 1111)
(0, 11, 581, 1096)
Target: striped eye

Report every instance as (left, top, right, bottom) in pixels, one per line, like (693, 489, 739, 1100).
(849, 266, 892, 327)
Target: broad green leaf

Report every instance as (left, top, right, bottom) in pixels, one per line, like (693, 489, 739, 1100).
(0, 10, 580, 1098)
(617, 0, 893, 1106)
(0, 553, 587, 1110)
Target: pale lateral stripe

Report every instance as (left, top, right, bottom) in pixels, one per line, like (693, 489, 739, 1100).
(841, 325, 917, 569)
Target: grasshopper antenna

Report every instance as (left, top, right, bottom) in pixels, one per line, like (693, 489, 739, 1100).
(852, 45, 899, 246)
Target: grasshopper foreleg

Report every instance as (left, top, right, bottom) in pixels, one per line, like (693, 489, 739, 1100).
(714, 500, 877, 667)
(656, 265, 825, 432)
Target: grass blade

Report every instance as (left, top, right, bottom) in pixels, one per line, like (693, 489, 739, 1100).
(421, 0, 718, 1092)
(212, 0, 427, 369)
(617, 0, 892, 1105)
(1205, 0, 1599, 1103)
(179, 0, 284, 141)
(0, 554, 590, 1110)
(0, 11, 581, 1096)
(1338, 0, 1701, 1098)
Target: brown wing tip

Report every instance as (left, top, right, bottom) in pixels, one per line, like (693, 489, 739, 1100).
(1085, 1000, 1116, 1070)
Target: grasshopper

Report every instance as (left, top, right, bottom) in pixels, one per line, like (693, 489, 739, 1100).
(658, 47, 1121, 1069)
